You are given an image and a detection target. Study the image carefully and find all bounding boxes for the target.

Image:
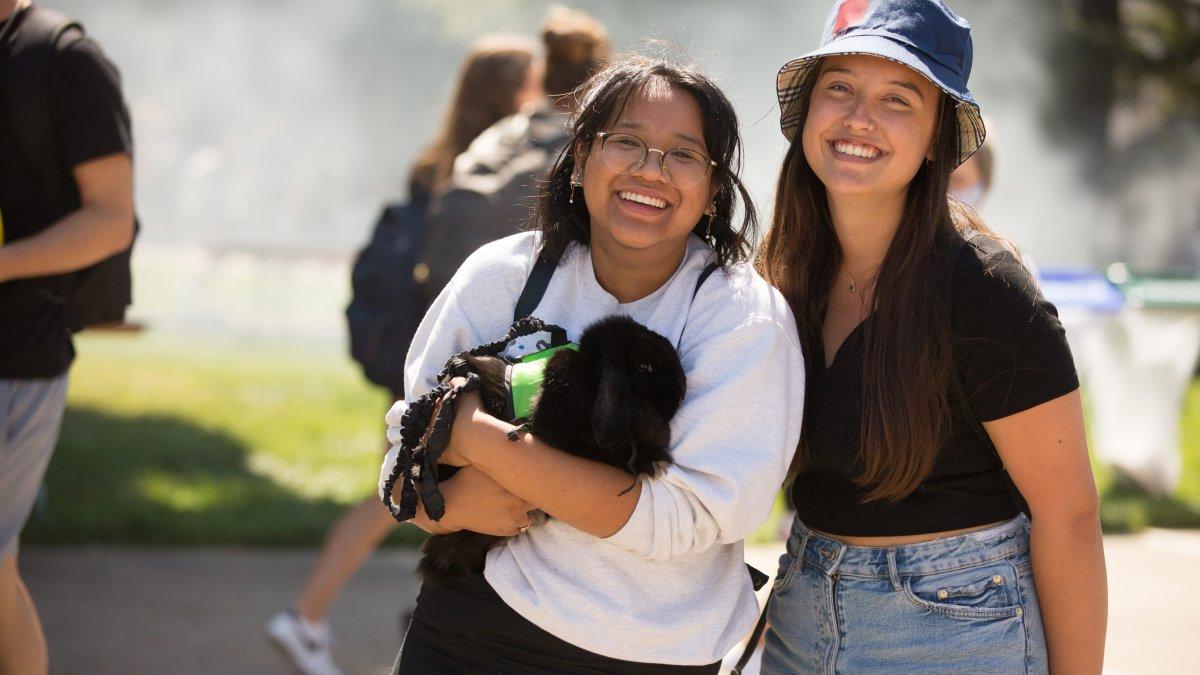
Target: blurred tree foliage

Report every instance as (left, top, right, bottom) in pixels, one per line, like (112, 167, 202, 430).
(1043, 0, 1200, 185)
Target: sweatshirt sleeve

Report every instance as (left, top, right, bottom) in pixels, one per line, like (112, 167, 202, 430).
(388, 233, 536, 431)
(603, 306, 806, 561)
(400, 281, 482, 403)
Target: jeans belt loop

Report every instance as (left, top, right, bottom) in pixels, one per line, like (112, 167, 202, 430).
(886, 547, 902, 591)
(796, 531, 811, 569)
(825, 542, 847, 578)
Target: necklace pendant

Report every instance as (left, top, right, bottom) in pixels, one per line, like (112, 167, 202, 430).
(848, 280, 857, 293)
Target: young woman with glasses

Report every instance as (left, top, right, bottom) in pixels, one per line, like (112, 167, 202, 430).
(389, 54, 805, 673)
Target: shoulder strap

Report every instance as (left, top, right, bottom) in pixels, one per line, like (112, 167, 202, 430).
(514, 257, 719, 325)
(4, 4, 86, 194)
(693, 261, 719, 300)
(513, 255, 556, 322)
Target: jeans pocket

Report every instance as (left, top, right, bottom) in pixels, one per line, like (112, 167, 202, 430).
(901, 565, 1023, 620)
(772, 531, 805, 593)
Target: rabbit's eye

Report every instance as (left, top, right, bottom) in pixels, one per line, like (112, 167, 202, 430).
(636, 363, 654, 374)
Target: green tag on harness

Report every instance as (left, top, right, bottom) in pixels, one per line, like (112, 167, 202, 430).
(509, 343, 578, 421)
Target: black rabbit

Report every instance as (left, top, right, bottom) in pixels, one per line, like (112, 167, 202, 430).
(417, 314, 687, 586)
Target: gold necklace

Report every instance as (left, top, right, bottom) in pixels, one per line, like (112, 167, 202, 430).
(840, 262, 879, 293)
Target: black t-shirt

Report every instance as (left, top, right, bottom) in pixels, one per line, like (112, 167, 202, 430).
(790, 234, 1080, 536)
(0, 14, 133, 378)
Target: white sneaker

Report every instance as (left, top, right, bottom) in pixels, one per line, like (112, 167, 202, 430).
(265, 609, 344, 675)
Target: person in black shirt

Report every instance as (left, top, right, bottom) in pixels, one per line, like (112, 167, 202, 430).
(0, 2, 134, 673)
(755, 0, 1106, 672)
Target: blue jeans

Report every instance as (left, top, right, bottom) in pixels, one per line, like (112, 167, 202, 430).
(762, 515, 1047, 674)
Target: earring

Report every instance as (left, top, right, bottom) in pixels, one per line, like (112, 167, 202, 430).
(568, 175, 582, 204)
(705, 206, 716, 240)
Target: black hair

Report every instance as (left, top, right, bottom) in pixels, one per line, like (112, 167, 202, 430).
(532, 53, 757, 267)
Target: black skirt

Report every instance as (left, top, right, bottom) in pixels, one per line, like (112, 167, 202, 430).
(394, 571, 722, 674)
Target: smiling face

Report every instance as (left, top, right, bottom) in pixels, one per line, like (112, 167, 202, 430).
(801, 54, 941, 203)
(579, 84, 717, 261)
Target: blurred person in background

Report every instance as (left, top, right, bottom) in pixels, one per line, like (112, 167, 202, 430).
(948, 127, 992, 209)
(0, 1, 135, 674)
(949, 129, 1040, 278)
(417, 5, 610, 297)
(266, 35, 540, 675)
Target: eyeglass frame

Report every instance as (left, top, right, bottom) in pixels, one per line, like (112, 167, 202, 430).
(593, 131, 718, 189)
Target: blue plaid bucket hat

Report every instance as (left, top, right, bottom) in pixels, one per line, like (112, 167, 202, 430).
(777, 0, 986, 167)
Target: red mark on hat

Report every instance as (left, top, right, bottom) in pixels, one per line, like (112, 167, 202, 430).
(833, 0, 870, 34)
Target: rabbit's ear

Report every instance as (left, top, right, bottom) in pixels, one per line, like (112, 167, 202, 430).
(591, 364, 632, 448)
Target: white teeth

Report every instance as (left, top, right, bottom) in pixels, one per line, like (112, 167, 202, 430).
(620, 191, 667, 208)
(619, 191, 667, 209)
(834, 141, 880, 158)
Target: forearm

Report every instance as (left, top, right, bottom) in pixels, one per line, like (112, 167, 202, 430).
(406, 501, 455, 535)
(0, 205, 133, 282)
(468, 415, 641, 538)
(1030, 512, 1107, 674)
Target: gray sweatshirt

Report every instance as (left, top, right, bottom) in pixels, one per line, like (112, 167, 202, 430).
(396, 231, 805, 665)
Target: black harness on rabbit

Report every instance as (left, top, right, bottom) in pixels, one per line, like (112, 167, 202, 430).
(380, 257, 716, 525)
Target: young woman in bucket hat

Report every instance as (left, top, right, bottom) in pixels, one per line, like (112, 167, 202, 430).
(756, 1, 1106, 672)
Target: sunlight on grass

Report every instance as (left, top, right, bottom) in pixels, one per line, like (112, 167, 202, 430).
(25, 332, 1200, 545)
(1179, 383, 1200, 504)
(137, 470, 228, 512)
(24, 332, 425, 546)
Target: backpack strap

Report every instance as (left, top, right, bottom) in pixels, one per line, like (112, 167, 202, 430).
(513, 255, 556, 322)
(673, 260, 721, 350)
(513, 255, 719, 326)
(694, 261, 719, 300)
(3, 3, 86, 195)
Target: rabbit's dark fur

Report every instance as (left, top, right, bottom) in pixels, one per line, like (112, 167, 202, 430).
(418, 315, 686, 585)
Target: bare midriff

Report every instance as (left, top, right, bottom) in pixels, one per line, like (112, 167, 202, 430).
(810, 520, 1010, 548)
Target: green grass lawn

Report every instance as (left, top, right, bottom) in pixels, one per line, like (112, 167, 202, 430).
(22, 333, 425, 547)
(22, 333, 1200, 546)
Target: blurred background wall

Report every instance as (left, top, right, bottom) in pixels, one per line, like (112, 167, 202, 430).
(52, 0, 1200, 343)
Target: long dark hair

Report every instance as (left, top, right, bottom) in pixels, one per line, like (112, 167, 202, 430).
(408, 36, 536, 198)
(757, 61, 996, 503)
(533, 54, 757, 268)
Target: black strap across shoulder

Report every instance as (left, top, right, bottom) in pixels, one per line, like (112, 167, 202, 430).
(693, 261, 719, 298)
(513, 255, 556, 322)
(513, 256, 721, 323)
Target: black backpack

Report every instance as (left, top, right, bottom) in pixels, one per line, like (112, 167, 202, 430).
(2, 3, 136, 331)
(345, 199, 432, 394)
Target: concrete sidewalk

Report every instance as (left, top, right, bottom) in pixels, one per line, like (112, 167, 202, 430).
(23, 548, 421, 675)
(22, 530, 1200, 674)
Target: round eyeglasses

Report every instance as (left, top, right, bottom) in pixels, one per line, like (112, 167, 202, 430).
(595, 131, 717, 190)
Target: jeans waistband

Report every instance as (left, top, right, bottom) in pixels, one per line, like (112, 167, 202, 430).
(789, 515, 1030, 579)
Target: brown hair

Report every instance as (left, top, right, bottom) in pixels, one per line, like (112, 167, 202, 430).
(408, 35, 536, 197)
(757, 61, 996, 503)
(540, 6, 611, 105)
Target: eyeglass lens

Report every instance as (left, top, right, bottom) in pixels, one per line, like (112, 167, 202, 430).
(599, 133, 711, 189)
